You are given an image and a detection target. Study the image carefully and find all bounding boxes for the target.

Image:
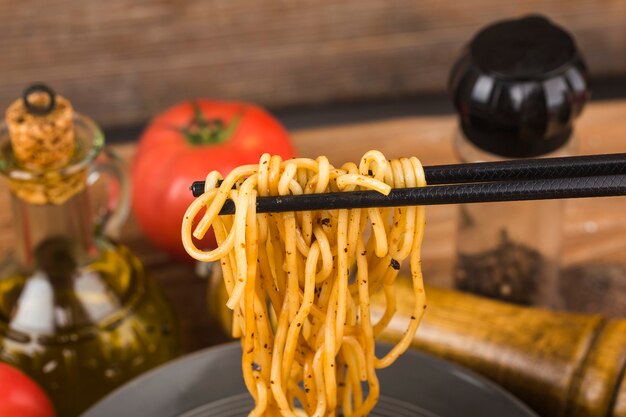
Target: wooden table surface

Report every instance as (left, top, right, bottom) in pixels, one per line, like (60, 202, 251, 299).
(1, 99, 626, 354)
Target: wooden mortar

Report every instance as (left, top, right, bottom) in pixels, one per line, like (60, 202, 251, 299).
(376, 281, 626, 417)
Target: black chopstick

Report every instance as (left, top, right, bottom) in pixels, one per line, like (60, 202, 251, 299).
(212, 174, 626, 215)
(189, 153, 626, 197)
(422, 152, 626, 184)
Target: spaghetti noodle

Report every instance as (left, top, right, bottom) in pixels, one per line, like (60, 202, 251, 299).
(182, 151, 427, 417)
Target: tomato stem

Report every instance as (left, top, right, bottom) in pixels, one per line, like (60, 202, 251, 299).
(182, 102, 241, 146)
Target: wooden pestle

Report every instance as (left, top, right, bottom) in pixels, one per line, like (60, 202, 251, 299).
(375, 281, 626, 417)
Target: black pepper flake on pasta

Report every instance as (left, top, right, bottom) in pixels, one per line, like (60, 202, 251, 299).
(390, 259, 400, 270)
(305, 388, 310, 393)
(361, 251, 366, 256)
(410, 316, 416, 320)
(252, 362, 262, 372)
(344, 248, 348, 253)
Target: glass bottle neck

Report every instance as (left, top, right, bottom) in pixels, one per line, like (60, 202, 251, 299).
(11, 188, 98, 271)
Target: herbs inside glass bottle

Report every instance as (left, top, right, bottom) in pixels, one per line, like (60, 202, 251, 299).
(449, 16, 589, 308)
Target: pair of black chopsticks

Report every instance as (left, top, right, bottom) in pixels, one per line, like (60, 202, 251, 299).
(189, 153, 626, 215)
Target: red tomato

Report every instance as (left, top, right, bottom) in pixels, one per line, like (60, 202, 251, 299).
(0, 363, 56, 417)
(132, 100, 295, 261)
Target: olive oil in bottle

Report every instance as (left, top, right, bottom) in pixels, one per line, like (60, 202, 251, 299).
(0, 86, 180, 417)
(0, 240, 179, 417)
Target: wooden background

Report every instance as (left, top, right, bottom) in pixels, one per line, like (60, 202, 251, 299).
(1, 0, 625, 129)
(2, 100, 623, 352)
(0, 0, 624, 352)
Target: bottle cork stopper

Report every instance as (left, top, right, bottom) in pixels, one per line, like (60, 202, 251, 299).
(3, 84, 84, 205)
(5, 84, 75, 170)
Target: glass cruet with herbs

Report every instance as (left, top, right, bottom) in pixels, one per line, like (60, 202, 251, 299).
(0, 84, 180, 417)
(449, 16, 589, 308)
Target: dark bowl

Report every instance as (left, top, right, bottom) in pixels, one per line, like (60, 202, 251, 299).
(82, 342, 538, 417)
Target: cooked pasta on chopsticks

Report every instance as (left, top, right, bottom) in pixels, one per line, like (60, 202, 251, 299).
(181, 151, 427, 417)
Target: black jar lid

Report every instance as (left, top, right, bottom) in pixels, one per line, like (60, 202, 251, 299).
(449, 15, 589, 158)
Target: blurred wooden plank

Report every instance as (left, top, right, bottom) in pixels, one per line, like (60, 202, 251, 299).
(289, 99, 626, 284)
(0, 0, 624, 128)
(1, 99, 626, 353)
(114, 98, 626, 313)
